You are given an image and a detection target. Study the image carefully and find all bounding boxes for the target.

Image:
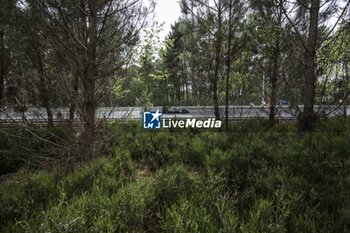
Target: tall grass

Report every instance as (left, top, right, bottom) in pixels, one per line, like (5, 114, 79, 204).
(1, 118, 350, 232)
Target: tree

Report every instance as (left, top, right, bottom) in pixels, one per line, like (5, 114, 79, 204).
(181, 0, 226, 119)
(317, 23, 350, 116)
(0, 0, 16, 107)
(300, 0, 321, 131)
(21, 11, 54, 127)
(25, 0, 153, 159)
(224, 0, 245, 129)
(163, 21, 188, 105)
(282, 0, 350, 132)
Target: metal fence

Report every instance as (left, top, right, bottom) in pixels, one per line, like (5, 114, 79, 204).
(0, 105, 349, 124)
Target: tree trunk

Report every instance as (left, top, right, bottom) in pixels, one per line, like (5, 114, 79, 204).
(225, 0, 233, 130)
(0, 29, 5, 107)
(82, 0, 98, 160)
(268, 45, 280, 123)
(268, 2, 282, 124)
(269, 66, 278, 123)
(213, 0, 222, 120)
(35, 46, 53, 127)
(299, 0, 320, 132)
(0, 66, 4, 107)
(69, 74, 79, 124)
(213, 80, 220, 119)
(343, 63, 349, 118)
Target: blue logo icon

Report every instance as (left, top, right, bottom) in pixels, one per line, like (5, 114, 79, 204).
(143, 110, 162, 129)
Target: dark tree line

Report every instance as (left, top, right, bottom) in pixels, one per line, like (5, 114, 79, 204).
(155, 0, 349, 131)
(0, 0, 153, 159)
(0, 0, 350, 159)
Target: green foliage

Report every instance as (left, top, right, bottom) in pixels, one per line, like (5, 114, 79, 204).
(1, 120, 350, 232)
(0, 169, 61, 229)
(0, 126, 75, 174)
(161, 199, 217, 233)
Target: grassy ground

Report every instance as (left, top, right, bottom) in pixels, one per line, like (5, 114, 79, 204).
(1, 119, 350, 232)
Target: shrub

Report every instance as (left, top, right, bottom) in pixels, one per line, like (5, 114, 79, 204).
(161, 199, 216, 233)
(1, 119, 350, 232)
(0, 169, 60, 230)
(145, 164, 199, 231)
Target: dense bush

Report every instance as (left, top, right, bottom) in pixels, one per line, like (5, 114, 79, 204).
(0, 119, 350, 232)
(0, 125, 75, 174)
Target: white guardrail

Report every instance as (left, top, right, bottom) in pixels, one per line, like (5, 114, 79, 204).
(0, 105, 349, 122)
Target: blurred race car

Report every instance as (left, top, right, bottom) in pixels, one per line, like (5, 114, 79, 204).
(278, 99, 290, 106)
(162, 106, 189, 114)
